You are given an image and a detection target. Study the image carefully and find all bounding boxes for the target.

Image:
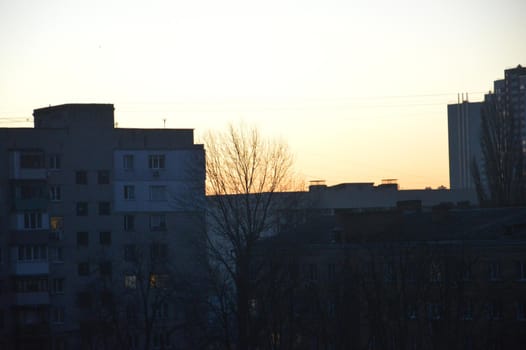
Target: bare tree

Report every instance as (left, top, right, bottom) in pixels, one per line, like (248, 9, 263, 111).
(203, 123, 300, 349)
(472, 97, 525, 206)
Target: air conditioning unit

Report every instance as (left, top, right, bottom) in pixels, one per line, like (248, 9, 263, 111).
(152, 171, 160, 178)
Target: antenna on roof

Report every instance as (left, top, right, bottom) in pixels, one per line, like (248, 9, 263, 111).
(163, 118, 166, 128)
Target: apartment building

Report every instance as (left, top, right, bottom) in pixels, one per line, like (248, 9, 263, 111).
(448, 64, 526, 191)
(0, 104, 206, 350)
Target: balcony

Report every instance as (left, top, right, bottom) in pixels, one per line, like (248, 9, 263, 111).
(11, 261, 49, 275)
(9, 151, 47, 180)
(10, 212, 50, 231)
(13, 198, 48, 211)
(15, 292, 50, 305)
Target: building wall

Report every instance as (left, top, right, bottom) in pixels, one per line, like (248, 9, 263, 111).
(0, 104, 206, 350)
(448, 101, 483, 190)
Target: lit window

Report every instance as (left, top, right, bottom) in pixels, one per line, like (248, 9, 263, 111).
(124, 275, 137, 289)
(148, 155, 165, 169)
(149, 274, 169, 288)
(50, 217, 63, 232)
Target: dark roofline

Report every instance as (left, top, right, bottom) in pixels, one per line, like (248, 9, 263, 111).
(33, 103, 114, 114)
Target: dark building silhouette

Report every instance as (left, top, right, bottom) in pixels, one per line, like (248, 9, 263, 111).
(251, 206, 526, 349)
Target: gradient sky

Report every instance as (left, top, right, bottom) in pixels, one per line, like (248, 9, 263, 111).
(1, 0, 525, 189)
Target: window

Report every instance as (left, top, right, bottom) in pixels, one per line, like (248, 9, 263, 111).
(430, 262, 443, 282)
(517, 302, 526, 321)
(407, 304, 417, 320)
(77, 232, 89, 246)
(124, 215, 135, 231)
(123, 154, 134, 170)
(17, 245, 47, 261)
(148, 154, 165, 169)
(52, 278, 64, 294)
(49, 186, 62, 201)
(14, 277, 48, 292)
(124, 185, 135, 200)
(153, 332, 170, 350)
(78, 262, 90, 276)
(461, 299, 473, 320)
(75, 171, 88, 184)
(463, 264, 473, 281)
(51, 307, 64, 324)
(160, 302, 169, 319)
(150, 243, 168, 261)
(427, 303, 443, 320)
(124, 244, 137, 262)
(308, 264, 318, 281)
(517, 261, 526, 281)
(149, 274, 169, 288)
(328, 263, 336, 281)
(24, 212, 43, 229)
(76, 292, 92, 308)
(76, 202, 88, 216)
(98, 202, 111, 215)
(99, 231, 111, 245)
(50, 247, 63, 262)
(20, 152, 43, 168)
(485, 300, 502, 320)
(48, 154, 61, 169)
(97, 170, 110, 184)
(383, 263, 395, 283)
(149, 214, 166, 231)
(489, 261, 500, 281)
(50, 216, 63, 232)
(99, 262, 112, 277)
(124, 275, 137, 289)
(149, 186, 167, 201)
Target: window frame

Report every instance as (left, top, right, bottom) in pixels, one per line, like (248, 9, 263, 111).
(123, 154, 134, 170)
(148, 154, 166, 169)
(75, 171, 88, 185)
(49, 185, 62, 201)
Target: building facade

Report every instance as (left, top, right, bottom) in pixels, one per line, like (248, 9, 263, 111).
(447, 101, 483, 190)
(448, 65, 526, 191)
(0, 104, 206, 350)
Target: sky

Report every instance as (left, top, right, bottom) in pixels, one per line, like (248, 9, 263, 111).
(1, 0, 525, 189)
